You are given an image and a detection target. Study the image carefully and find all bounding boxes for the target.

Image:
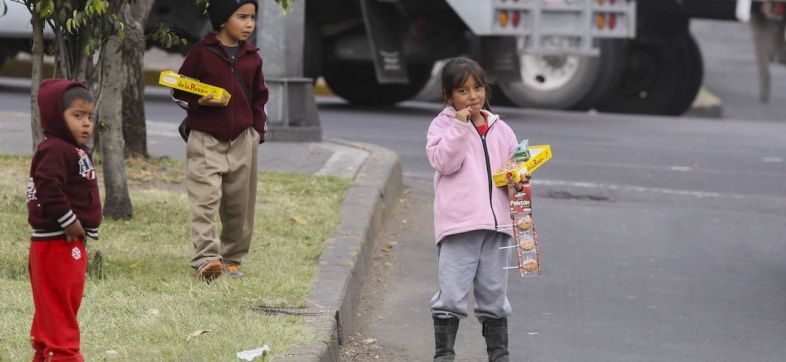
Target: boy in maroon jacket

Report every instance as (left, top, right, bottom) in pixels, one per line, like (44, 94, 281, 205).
(27, 79, 101, 362)
(172, 0, 268, 281)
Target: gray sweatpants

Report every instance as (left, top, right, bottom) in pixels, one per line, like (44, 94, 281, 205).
(430, 230, 513, 322)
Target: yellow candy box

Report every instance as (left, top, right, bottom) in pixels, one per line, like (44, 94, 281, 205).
(492, 145, 552, 187)
(158, 70, 232, 105)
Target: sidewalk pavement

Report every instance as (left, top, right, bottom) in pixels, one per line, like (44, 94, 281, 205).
(0, 105, 403, 362)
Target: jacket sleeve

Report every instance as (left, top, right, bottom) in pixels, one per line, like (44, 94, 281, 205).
(172, 46, 204, 113)
(426, 115, 474, 176)
(32, 147, 76, 228)
(252, 56, 269, 142)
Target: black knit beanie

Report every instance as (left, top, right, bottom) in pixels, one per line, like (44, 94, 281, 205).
(208, 0, 258, 31)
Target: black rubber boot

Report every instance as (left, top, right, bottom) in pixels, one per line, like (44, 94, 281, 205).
(482, 318, 510, 362)
(433, 316, 460, 361)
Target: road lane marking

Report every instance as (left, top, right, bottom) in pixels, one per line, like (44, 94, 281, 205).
(406, 171, 751, 200)
(669, 166, 692, 172)
(534, 179, 747, 200)
(763, 157, 783, 163)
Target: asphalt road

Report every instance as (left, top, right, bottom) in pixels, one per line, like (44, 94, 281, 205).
(323, 98, 786, 362)
(691, 19, 786, 122)
(326, 20, 786, 361)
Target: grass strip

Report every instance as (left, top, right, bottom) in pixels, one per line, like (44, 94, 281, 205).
(0, 154, 351, 361)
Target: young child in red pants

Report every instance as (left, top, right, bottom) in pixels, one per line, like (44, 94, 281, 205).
(27, 79, 101, 362)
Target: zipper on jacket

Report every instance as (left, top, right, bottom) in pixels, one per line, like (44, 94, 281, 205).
(228, 53, 236, 139)
(210, 44, 244, 139)
(474, 124, 499, 228)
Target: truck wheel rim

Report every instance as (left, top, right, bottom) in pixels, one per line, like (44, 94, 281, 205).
(518, 37, 581, 92)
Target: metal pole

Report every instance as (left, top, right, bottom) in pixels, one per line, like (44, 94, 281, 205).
(257, 1, 322, 141)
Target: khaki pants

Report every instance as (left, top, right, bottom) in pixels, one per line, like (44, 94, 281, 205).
(186, 128, 259, 268)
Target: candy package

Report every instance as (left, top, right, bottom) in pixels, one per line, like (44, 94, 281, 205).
(492, 144, 552, 187)
(158, 70, 232, 105)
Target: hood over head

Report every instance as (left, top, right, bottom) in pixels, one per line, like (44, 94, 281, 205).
(38, 79, 88, 145)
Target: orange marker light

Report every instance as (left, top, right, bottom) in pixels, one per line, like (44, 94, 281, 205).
(499, 10, 510, 28)
(595, 13, 606, 29)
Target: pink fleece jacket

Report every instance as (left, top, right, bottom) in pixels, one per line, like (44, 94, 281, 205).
(426, 107, 519, 243)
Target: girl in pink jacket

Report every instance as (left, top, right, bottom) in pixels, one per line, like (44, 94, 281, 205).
(426, 57, 528, 362)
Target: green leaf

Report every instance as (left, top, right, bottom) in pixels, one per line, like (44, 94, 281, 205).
(275, 0, 293, 14)
(36, 0, 55, 18)
(92, 0, 105, 15)
(118, 22, 126, 41)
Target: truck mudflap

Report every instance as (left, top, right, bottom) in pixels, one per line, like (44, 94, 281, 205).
(359, 0, 409, 84)
(480, 36, 522, 82)
(446, 0, 636, 55)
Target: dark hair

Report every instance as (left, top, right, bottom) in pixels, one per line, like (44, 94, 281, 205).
(440, 57, 493, 112)
(62, 86, 95, 109)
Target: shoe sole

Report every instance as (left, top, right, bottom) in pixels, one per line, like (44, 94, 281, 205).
(198, 263, 223, 281)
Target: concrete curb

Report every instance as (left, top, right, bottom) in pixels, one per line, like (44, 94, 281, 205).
(277, 141, 402, 362)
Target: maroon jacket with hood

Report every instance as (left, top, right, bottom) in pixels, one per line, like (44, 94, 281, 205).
(173, 32, 268, 142)
(27, 79, 101, 241)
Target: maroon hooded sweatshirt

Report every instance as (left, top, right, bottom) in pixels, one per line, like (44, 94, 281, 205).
(27, 79, 101, 241)
(173, 32, 269, 142)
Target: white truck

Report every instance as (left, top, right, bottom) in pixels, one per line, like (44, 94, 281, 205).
(1, 0, 783, 115)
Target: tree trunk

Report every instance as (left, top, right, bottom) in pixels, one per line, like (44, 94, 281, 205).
(122, 0, 155, 158)
(99, 31, 133, 219)
(29, 9, 45, 150)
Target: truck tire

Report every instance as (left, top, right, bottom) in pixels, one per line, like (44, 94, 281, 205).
(596, 33, 703, 116)
(497, 38, 625, 111)
(323, 61, 432, 106)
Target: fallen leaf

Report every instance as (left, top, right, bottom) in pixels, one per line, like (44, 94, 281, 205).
(186, 329, 211, 342)
(291, 215, 307, 225)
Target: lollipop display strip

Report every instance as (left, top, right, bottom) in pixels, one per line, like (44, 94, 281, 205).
(495, 141, 551, 278)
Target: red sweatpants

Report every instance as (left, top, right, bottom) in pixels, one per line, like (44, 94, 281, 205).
(29, 238, 87, 362)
